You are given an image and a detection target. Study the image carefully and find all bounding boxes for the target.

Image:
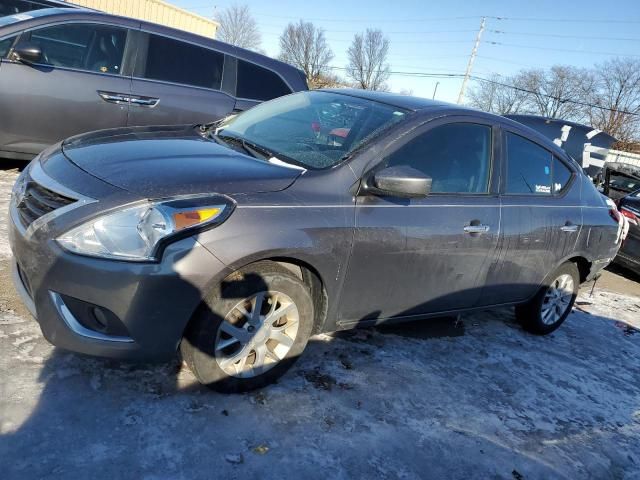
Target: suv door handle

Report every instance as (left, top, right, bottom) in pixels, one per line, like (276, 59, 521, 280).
(463, 224, 490, 234)
(560, 223, 579, 233)
(98, 91, 129, 104)
(130, 96, 159, 107)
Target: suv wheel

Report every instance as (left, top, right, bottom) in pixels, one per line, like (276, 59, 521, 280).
(515, 261, 579, 335)
(181, 262, 314, 392)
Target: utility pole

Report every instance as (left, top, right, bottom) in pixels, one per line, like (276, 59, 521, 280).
(457, 16, 485, 104)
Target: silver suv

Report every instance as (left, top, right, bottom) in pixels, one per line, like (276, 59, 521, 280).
(0, 8, 308, 160)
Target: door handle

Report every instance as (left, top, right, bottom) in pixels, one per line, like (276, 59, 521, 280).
(463, 224, 490, 234)
(130, 96, 159, 107)
(97, 91, 129, 104)
(560, 223, 579, 233)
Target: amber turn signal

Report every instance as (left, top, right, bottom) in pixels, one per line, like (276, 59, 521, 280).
(173, 207, 223, 230)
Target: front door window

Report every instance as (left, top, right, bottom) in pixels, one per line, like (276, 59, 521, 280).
(24, 23, 127, 74)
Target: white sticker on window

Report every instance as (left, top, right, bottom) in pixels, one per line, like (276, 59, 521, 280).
(535, 184, 551, 193)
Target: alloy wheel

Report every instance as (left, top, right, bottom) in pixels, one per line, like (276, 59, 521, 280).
(214, 291, 300, 378)
(541, 274, 575, 325)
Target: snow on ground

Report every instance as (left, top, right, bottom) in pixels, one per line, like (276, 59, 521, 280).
(0, 168, 17, 258)
(0, 168, 639, 479)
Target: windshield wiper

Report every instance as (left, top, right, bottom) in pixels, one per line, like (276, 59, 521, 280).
(213, 132, 308, 170)
(196, 119, 225, 137)
(208, 132, 255, 157)
(216, 133, 274, 160)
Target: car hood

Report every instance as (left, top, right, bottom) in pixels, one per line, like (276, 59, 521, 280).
(60, 125, 304, 198)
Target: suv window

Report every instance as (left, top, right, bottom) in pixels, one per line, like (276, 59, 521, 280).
(0, 0, 61, 15)
(24, 23, 127, 74)
(385, 123, 492, 194)
(505, 133, 552, 194)
(237, 59, 292, 101)
(0, 36, 16, 58)
(143, 34, 223, 89)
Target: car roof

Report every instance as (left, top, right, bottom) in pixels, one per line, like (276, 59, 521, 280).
(322, 88, 454, 111)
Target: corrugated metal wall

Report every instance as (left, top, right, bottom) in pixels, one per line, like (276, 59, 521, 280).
(67, 0, 219, 38)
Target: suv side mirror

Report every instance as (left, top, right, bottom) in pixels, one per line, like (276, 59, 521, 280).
(12, 42, 43, 64)
(372, 166, 432, 198)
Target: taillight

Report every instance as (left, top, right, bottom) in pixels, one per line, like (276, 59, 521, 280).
(621, 206, 639, 225)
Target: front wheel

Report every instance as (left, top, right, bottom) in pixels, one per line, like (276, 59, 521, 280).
(515, 262, 579, 335)
(180, 262, 314, 392)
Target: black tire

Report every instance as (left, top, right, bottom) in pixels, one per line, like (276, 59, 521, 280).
(180, 262, 314, 393)
(515, 261, 579, 335)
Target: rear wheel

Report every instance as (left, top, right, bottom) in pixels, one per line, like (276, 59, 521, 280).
(181, 262, 314, 392)
(515, 262, 579, 335)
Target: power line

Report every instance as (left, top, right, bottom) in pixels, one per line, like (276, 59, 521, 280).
(260, 27, 478, 35)
(487, 15, 640, 24)
(476, 55, 534, 67)
(185, 2, 640, 25)
(490, 30, 640, 42)
(328, 66, 466, 78)
(260, 33, 474, 45)
(485, 42, 640, 58)
(246, 13, 484, 23)
(194, 7, 640, 25)
(326, 66, 639, 117)
(469, 75, 640, 116)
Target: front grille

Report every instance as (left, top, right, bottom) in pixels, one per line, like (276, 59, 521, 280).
(17, 181, 76, 229)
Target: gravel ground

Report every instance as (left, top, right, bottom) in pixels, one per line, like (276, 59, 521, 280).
(0, 167, 639, 480)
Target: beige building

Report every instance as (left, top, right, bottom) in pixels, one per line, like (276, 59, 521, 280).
(66, 0, 219, 38)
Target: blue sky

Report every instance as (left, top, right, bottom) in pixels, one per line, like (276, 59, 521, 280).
(171, 0, 640, 103)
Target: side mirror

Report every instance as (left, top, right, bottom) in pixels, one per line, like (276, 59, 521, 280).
(12, 42, 43, 64)
(372, 166, 432, 198)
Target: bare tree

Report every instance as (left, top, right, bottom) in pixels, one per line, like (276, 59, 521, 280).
(468, 74, 529, 114)
(468, 58, 640, 142)
(312, 72, 347, 89)
(518, 66, 588, 120)
(216, 4, 261, 51)
(346, 29, 390, 91)
(469, 68, 589, 118)
(585, 57, 640, 143)
(278, 21, 334, 89)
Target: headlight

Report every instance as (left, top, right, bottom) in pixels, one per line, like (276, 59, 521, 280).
(57, 196, 233, 261)
(11, 161, 31, 207)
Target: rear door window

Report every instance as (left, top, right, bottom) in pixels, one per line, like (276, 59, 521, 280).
(505, 133, 552, 195)
(23, 23, 127, 73)
(142, 34, 223, 89)
(236, 59, 292, 101)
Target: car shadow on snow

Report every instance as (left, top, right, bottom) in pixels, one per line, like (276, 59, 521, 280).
(1, 270, 640, 479)
(606, 261, 640, 283)
(0, 160, 27, 172)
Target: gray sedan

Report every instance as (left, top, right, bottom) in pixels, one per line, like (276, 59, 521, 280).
(9, 90, 622, 392)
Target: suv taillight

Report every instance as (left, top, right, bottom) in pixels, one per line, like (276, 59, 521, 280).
(621, 206, 638, 225)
